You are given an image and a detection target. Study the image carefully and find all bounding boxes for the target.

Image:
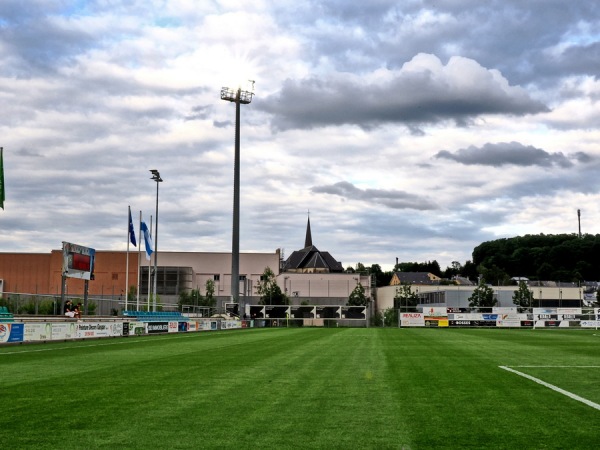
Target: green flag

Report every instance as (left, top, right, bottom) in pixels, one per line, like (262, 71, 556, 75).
(0, 147, 4, 210)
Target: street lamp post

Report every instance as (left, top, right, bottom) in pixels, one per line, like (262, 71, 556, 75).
(150, 169, 163, 312)
(220, 83, 254, 309)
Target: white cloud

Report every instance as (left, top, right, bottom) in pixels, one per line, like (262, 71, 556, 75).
(1, 0, 600, 273)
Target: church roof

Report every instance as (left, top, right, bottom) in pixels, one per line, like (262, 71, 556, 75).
(282, 217, 344, 273)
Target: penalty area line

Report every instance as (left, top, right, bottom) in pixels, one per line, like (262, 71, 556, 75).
(499, 365, 600, 411)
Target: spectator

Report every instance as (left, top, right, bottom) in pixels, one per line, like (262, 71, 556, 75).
(64, 300, 75, 318)
(74, 303, 82, 319)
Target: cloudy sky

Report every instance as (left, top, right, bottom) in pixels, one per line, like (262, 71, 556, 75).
(1, 0, 600, 271)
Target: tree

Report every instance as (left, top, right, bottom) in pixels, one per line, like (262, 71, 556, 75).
(394, 283, 419, 311)
(468, 279, 496, 309)
(347, 283, 367, 306)
(204, 279, 216, 308)
(478, 263, 510, 286)
(512, 281, 535, 311)
(256, 267, 289, 305)
(178, 288, 204, 310)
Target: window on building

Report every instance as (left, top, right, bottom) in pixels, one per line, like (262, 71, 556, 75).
(139, 266, 192, 296)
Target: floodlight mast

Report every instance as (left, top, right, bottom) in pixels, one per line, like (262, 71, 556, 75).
(220, 83, 254, 313)
(150, 169, 163, 312)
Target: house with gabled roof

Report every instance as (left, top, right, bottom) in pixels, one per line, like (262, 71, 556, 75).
(389, 271, 441, 286)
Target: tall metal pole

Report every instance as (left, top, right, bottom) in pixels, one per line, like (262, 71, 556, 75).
(150, 170, 162, 312)
(220, 83, 254, 312)
(153, 179, 159, 312)
(231, 89, 241, 307)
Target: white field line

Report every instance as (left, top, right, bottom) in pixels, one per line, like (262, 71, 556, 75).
(511, 365, 600, 368)
(499, 365, 600, 411)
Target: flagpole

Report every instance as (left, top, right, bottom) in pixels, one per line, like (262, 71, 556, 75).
(148, 215, 152, 312)
(136, 210, 142, 310)
(0, 147, 5, 210)
(126, 206, 131, 312)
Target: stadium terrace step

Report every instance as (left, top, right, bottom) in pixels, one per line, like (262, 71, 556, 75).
(0, 305, 15, 322)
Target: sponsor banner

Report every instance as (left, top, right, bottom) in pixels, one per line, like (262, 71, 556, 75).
(401, 313, 425, 327)
(499, 313, 527, 320)
(425, 318, 448, 327)
(128, 321, 146, 336)
(188, 321, 197, 332)
(194, 319, 217, 331)
(450, 313, 500, 321)
(450, 320, 473, 327)
(168, 321, 178, 333)
(147, 322, 169, 334)
(449, 320, 497, 327)
(535, 314, 558, 320)
(493, 307, 518, 313)
(76, 322, 122, 339)
(533, 308, 557, 315)
(482, 314, 498, 321)
(446, 307, 468, 313)
(521, 320, 534, 327)
(178, 321, 189, 332)
(581, 320, 600, 328)
(222, 320, 242, 329)
(52, 322, 78, 340)
(557, 308, 582, 315)
(424, 307, 448, 317)
(0, 323, 24, 343)
(558, 314, 579, 320)
(535, 320, 563, 327)
(497, 318, 522, 327)
(25, 323, 53, 341)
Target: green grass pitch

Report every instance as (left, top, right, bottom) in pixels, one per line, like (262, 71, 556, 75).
(1, 328, 599, 449)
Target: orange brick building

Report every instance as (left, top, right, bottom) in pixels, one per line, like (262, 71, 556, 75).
(0, 250, 139, 297)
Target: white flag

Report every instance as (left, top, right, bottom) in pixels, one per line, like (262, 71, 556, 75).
(140, 222, 153, 260)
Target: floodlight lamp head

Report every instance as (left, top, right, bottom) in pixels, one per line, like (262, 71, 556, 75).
(149, 169, 163, 182)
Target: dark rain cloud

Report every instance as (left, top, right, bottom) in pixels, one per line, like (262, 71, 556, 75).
(311, 181, 437, 211)
(258, 54, 548, 131)
(434, 142, 591, 168)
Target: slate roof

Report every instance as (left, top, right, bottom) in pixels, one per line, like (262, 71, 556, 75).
(391, 272, 441, 285)
(282, 217, 344, 273)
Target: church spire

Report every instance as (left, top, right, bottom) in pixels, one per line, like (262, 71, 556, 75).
(304, 213, 312, 248)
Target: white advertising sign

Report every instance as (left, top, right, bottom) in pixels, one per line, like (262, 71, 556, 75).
(423, 307, 447, 317)
(24, 323, 53, 341)
(401, 313, 425, 327)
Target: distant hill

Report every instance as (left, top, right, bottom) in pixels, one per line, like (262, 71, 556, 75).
(472, 233, 600, 283)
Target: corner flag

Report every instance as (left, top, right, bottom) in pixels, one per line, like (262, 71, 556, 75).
(140, 221, 153, 260)
(0, 147, 5, 210)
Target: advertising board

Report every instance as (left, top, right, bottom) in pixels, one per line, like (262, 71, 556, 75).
(0, 323, 24, 343)
(401, 313, 425, 327)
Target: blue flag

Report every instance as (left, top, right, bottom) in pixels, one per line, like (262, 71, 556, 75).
(128, 207, 137, 247)
(140, 221, 153, 260)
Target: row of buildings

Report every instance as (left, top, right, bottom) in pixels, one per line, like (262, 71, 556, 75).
(0, 218, 594, 315)
(0, 218, 372, 314)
